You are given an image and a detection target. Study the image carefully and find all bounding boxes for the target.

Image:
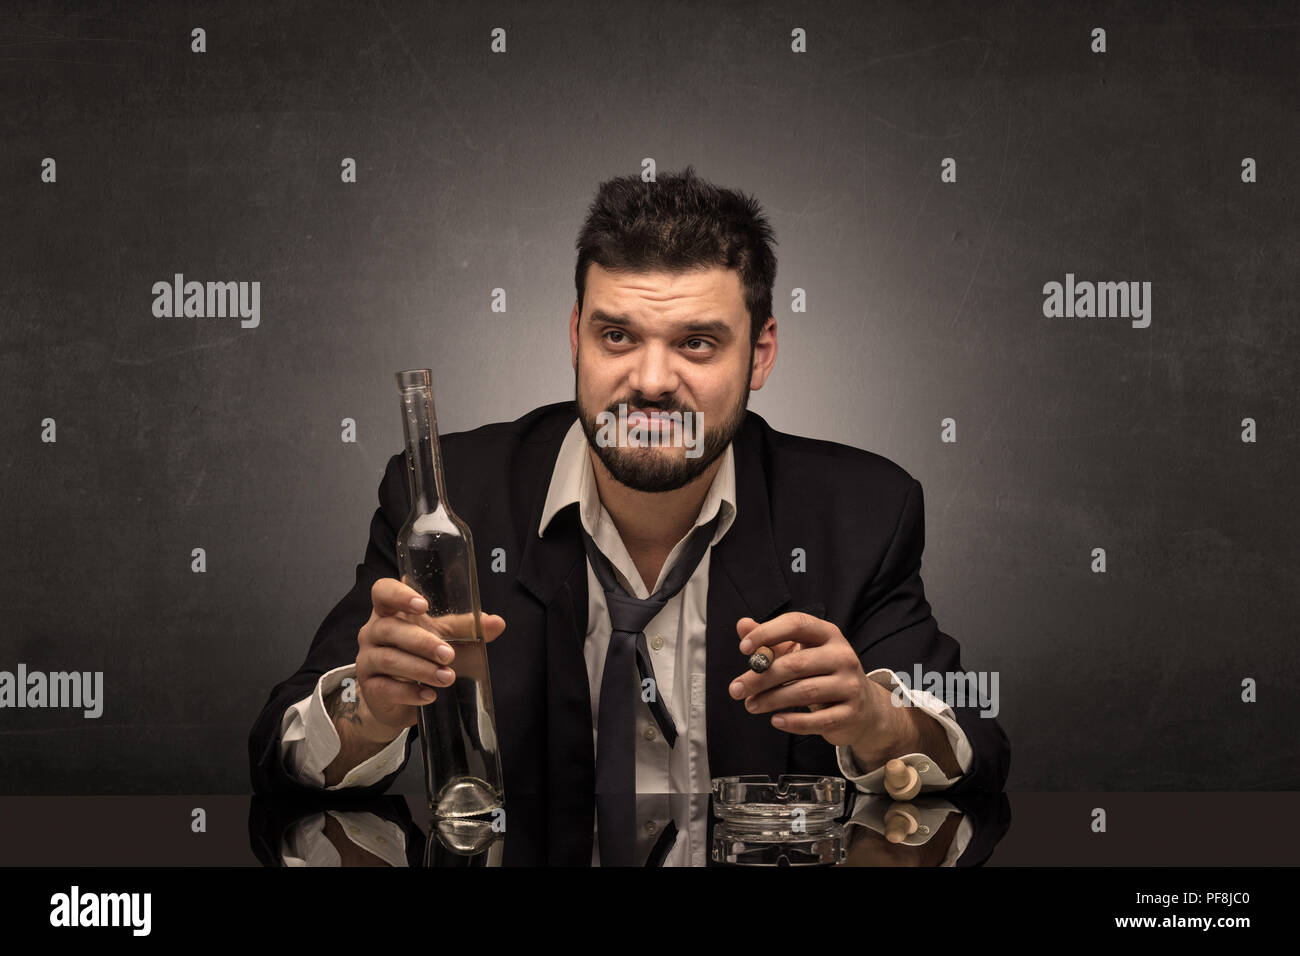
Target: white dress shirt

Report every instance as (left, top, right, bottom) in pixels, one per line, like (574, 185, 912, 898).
(281, 810, 410, 867)
(279, 419, 974, 859)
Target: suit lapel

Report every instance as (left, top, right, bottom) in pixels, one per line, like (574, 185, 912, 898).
(705, 412, 801, 780)
(515, 432, 595, 863)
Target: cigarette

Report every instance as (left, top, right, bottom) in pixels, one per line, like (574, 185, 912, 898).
(748, 646, 774, 673)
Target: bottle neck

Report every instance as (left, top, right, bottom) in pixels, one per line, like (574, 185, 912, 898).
(399, 384, 450, 514)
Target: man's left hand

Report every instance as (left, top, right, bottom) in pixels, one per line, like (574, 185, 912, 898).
(728, 612, 895, 750)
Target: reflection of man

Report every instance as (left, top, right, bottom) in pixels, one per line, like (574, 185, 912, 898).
(249, 167, 1010, 833)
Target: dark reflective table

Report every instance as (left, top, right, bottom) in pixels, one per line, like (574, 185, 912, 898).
(4, 792, 1298, 866)
(250, 788, 1011, 867)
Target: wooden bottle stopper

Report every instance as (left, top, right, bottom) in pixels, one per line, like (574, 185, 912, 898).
(748, 645, 775, 673)
(883, 803, 920, 843)
(883, 758, 922, 800)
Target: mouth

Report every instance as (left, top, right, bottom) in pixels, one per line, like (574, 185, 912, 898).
(626, 407, 675, 431)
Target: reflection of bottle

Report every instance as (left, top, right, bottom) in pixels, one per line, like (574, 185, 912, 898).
(394, 369, 504, 818)
(423, 818, 506, 867)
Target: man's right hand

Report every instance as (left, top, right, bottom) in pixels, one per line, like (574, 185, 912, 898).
(322, 577, 506, 786)
(354, 576, 507, 733)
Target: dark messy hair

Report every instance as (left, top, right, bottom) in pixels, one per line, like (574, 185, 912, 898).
(574, 165, 777, 350)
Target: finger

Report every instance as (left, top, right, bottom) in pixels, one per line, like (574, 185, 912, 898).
(373, 577, 430, 616)
(369, 616, 459, 667)
(736, 617, 762, 642)
(362, 642, 457, 688)
(735, 616, 762, 652)
(736, 612, 794, 654)
(364, 673, 440, 707)
(729, 644, 840, 700)
(768, 702, 857, 736)
(737, 619, 802, 653)
(744, 673, 855, 715)
(739, 611, 834, 653)
(410, 610, 507, 644)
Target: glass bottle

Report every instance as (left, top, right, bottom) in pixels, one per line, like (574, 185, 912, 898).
(393, 369, 504, 818)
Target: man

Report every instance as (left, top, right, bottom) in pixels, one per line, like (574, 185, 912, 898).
(249, 167, 1010, 861)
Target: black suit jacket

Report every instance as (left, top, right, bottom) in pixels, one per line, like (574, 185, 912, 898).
(250, 401, 1010, 827)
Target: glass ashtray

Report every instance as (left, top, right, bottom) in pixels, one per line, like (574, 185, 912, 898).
(711, 774, 845, 828)
(713, 822, 846, 866)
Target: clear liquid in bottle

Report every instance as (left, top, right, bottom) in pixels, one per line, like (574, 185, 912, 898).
(393, 369, 504, 818)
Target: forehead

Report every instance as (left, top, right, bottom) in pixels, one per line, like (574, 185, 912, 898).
(584, 263, 746, 321)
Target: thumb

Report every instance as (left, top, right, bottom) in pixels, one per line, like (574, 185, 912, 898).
(480, 612, 507, 642)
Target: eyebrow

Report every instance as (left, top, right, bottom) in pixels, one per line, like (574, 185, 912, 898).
(587, 308, 735, 338)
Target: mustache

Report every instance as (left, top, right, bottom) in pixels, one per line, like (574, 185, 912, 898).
(604, 400, 693, 415)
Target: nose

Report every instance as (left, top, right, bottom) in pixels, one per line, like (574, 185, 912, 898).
(627, 341, 678, 402)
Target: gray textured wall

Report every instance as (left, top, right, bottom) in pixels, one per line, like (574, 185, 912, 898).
(1, 0, 1296, 793)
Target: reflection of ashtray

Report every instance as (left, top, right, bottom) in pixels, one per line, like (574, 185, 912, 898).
(711, 774, 845, 828)
(713, 822, 846, 866)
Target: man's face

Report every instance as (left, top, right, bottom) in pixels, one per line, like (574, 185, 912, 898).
(570, 263, 770, 493)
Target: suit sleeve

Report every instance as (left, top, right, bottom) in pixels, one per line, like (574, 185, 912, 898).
(248, 451, 418, 796)
(846, 478, 1010, 795)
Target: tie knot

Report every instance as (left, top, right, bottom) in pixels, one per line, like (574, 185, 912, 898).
(579, 512, 722, 614)
(604, 589, 666, 636)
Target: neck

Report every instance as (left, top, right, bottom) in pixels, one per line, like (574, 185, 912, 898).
(587, 447, 724, 553)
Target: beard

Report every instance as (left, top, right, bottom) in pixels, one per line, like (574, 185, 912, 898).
(574, 360, 751, 494)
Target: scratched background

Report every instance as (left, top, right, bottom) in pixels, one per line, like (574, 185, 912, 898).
(0, 0, 1297, 794)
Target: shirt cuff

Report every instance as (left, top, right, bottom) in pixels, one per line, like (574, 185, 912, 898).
(278, 664, 409, 790)
(280, 810, 410, 867)
(846, 796, 975, 866)
(834, 667, 974, 794)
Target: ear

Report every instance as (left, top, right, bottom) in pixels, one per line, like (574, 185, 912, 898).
(749, 317, 778, 390)
(569, 300, 580, 369)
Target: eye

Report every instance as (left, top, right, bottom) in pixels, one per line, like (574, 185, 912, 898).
(603, 329, 628, 344)
(684, 337, 712, 351)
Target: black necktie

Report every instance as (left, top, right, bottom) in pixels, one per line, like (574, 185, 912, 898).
(643, 817, 679, 867)
(579, 512, 721, 865)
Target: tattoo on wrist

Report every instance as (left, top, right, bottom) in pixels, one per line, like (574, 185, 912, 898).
(327, 688, 363, 727)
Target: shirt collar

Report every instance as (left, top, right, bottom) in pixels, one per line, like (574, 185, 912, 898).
(537, 417, 737, 548)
